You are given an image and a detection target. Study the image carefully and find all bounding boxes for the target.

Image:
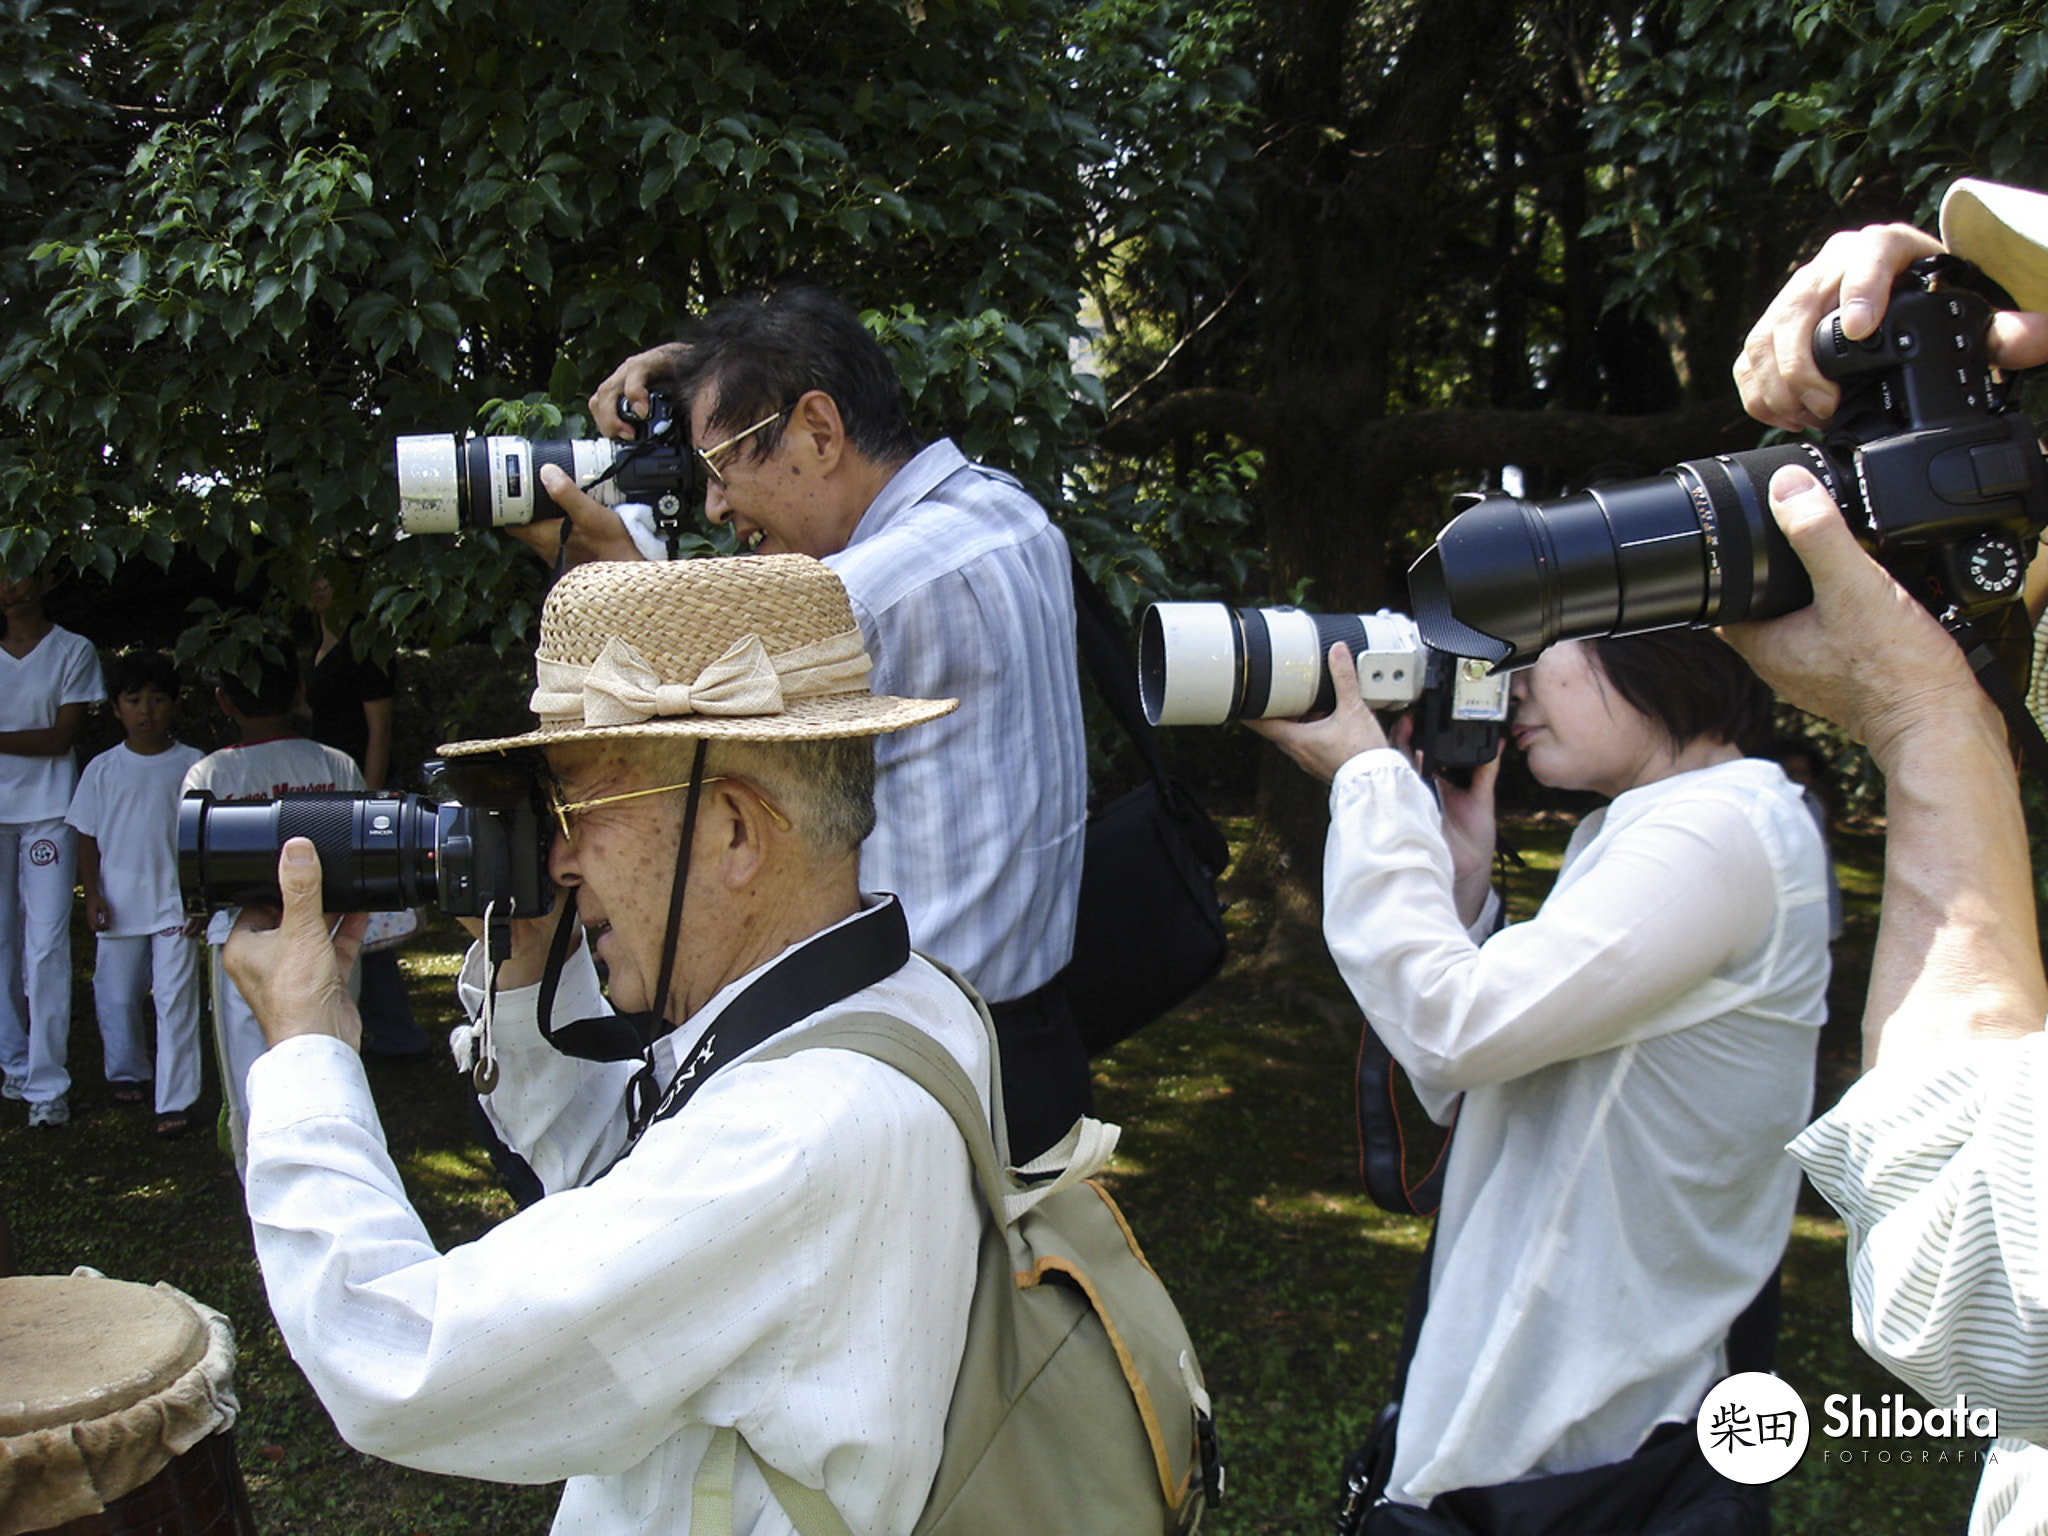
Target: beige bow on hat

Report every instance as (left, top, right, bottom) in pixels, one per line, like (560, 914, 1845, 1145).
(532, 631, 873, 729)
(436, 554, 956, 756)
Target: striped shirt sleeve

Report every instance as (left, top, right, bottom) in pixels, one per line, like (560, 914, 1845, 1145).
(1790, 1032, 2048, 1443)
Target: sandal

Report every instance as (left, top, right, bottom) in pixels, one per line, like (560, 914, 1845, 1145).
(111, 1083, 147, 1105)
(155, 1112, 192, 1140)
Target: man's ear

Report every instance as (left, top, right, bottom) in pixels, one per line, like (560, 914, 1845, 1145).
(787, 390, 847, 476)
(711, 780, 772, 890)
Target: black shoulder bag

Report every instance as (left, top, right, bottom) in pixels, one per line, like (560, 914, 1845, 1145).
(1336, 1238, 1779, 1536)
(1057, 560, 1231, 1056)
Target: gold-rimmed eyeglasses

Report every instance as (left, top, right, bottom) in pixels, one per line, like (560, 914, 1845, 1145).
(696, 405, 793, 486)
(547, 775, 793, 845)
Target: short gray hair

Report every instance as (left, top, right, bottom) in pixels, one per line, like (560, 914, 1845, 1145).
(643, 736, 877, 857)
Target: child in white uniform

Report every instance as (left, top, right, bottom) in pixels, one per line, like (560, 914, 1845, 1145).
(0, 570, 104, 1127)
(67, 653, 206, 1137)
(182, 647, 362, 1168)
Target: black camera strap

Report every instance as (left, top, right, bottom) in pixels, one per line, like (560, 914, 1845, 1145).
(616, 896, 911, 1160)
(531, 741, 711, 1136)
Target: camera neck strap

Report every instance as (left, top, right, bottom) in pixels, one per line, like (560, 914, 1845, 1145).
(1949, 617, 2048, 782)
(615, 896, 912, 1163)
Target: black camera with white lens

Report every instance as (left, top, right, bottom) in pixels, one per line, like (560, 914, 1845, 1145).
(178, 757, 554, 919)
(1409, 262, 2048, 670)
(1139, 603, 1510, 773)
(394, 392, 691, 535)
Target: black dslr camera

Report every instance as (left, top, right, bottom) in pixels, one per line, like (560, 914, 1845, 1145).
(178, 756, 553, 919)
(1410, 259, 2048, 672)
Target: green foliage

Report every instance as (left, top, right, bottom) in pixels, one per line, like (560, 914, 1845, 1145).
(1, 0, 1257, 666)
(1589, 0, 2048, 310)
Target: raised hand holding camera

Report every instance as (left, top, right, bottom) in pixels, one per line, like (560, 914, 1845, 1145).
(1412, 261, 2048, 680)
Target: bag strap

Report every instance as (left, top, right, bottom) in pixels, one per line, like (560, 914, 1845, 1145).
(1068, 558, 1229, 872)
(691, 1425, 857, 1536)
(1069, 555, 1172, 788)
(688, 999, 1122, 1535)
(757, 1008, 1120, 1223)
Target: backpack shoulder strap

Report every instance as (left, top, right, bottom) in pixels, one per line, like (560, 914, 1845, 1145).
(691, 1425, 856, 1536)
(762, 1009, 1011, 1209)
(688, 1006, 1012, 1536)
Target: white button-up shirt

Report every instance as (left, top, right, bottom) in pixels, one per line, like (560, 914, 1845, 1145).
(245, 913, 991, 1535)
(1323, 753, 1829, 1505)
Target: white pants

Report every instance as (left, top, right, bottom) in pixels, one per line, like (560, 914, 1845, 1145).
(93, 929, 204, 1112)
(0, 819, 76, 1103)
(208, 943, 266, 1173)
(210, 940, 358, 1174)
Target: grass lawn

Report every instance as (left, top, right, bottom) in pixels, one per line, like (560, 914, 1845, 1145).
(0, 812, 1989, 1534)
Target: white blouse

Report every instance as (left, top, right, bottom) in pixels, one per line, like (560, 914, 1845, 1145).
(1322, 752, 1830, 1505)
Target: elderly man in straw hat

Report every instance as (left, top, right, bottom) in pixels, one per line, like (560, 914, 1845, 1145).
(223, 555, 992, 1536)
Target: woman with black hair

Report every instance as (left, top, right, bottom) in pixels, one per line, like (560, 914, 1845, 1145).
(1254, 629, 1830, 1525)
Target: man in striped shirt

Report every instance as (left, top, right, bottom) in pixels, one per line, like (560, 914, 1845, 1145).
(539, 285, 1090, 1158)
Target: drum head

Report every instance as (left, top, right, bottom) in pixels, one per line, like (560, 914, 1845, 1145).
(0, 1275, 208, 1434)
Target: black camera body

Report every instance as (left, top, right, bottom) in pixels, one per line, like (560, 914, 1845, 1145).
(1410, 265, 2048, 670)
(393, 392, 691, 535)
(178, 757, 553, 920)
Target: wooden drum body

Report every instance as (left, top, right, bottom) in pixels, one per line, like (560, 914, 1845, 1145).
(0, 1273, 255, 1536)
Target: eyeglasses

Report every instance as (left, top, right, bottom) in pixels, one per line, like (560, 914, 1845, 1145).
(547, 774, 793, 845)
(695, 405, 793, 486)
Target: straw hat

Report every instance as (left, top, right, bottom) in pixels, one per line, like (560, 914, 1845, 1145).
(438, 555, 956, 756)
(1941, 178, 2048, 315)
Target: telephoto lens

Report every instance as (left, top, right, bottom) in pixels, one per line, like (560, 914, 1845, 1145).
(1406, 443, 1823, 669)
(1409, 279, 2048, 668)
(178, 760, 554, 919)
(393, 435, 671, 534)
(178, 792, 441, 913)
(394, 392, 690, 535)
(1139, 604, 1438, 726)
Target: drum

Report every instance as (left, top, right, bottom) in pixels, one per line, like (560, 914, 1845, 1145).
(0, 1271, 255, 1536)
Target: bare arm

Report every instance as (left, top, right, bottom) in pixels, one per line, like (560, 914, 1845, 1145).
(77, 833, 109, 932)
(1720, 466, 2047, 1066)
(0, 701, 87, 757)
(360, 696, 393, 790)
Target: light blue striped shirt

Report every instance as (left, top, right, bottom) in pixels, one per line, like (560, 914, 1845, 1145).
(1792, 1032, 2048, 1534)
(825, 440, 1086, 1003)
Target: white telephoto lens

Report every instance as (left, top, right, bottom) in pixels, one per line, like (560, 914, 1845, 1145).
(1256, 607, 1328, 719)
(1140, 603, 1242, 726)
(394, 435, 462, 534)
(566, 440, 627, 507)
